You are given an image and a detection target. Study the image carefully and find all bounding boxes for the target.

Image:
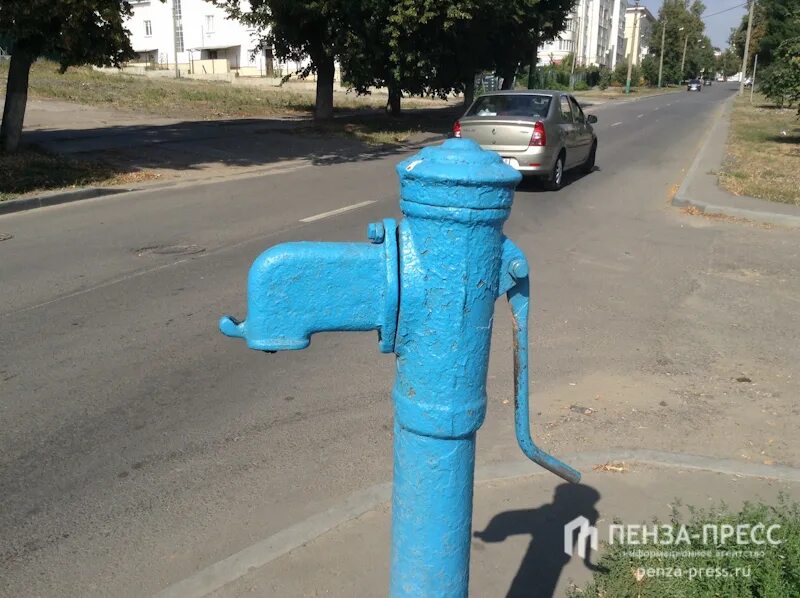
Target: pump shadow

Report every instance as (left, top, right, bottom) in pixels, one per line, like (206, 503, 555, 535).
(473, 483, 605, 598)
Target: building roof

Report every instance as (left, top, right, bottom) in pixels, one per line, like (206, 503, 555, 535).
(626, 5, 656, 22)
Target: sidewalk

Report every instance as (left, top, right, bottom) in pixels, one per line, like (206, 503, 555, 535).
(673, 96, 800, 227)
(155, 455, 800, 598)
(15, 99, 449, 187)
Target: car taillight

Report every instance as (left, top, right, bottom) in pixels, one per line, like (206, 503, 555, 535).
(530, 121, 546, 146)
(453, 120, 461, 138)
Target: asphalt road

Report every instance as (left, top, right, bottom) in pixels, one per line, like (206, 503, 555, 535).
(2, 85, 799, 597)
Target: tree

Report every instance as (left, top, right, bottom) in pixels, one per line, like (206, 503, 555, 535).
(733, 0, 800, 69)
(0, 0, 143, 153)
(211, 0, 347, 120)
(338, 0, 574, 113)
(641, 54, 659, 85)
(647, 0, 708, 84)
(716, 48, 740, 79)
(759, 31, 800, 110)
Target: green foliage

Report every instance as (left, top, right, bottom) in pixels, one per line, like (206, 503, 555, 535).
(573, 80, 589, 91)
(212, 0, 576, 105)
(733, 0, 800, 69)
(641, 55, 659, 86)
(759, 35, 800, 112)
(598, 68, 611, 90)
(0, 0, 151, 69)
(612, 61, 640, 87)
(571, 497, 800, 598)
(716, 48, 740, 79)
(648, 0, 712, 84)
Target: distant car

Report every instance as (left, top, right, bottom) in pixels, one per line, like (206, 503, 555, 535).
(453, 90, 598, 191)
(744, 77, 753, 87)
(703, 79, 712, 86)
(687, 79, 702, 92)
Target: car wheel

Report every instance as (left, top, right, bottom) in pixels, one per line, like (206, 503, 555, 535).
(544, 154, 564, 191)
(582, 142, 597, 174)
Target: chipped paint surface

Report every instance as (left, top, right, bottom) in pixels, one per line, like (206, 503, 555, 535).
(219, 139, 577, 597)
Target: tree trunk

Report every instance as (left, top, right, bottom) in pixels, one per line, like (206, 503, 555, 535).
(387, 82, 401, 116)
(314, 55, 335, 120)
(499, 63, 516, 90)
(528, 45, 539, 89)
(1, 49, 35, 153)
(462, 75, 475, 108)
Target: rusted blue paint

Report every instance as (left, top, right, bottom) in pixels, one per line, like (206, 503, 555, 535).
(219, 138, 579, 597)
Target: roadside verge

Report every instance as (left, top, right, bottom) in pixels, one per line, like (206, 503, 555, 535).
(672, 95, 800, 227)
(154, 449, 800, 598)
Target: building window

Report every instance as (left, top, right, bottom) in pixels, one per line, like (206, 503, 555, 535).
(205, 15, 215, 34)
(144, 20, 152, 37)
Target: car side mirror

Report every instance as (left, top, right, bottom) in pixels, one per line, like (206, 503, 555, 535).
(587, 115, 598, 124)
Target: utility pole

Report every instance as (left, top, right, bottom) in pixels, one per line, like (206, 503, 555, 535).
(680, 33, 689, 80)
(625, 0, 640, 94)
(750, 53, 758, 103)
(657, 12, 667, 88)
(739, 0, 755, 96)
(172, 0, 182, 79)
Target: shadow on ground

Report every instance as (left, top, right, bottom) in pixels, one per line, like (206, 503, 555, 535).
(474, 483, 606, 598)
(22, 106, 463, 176)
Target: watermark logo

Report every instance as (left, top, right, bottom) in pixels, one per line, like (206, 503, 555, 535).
(564, 516, 599, 557)
(562, 518, 782, 558)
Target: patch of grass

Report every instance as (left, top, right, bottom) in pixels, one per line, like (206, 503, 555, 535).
(0, 147, 155, 201)
(570, 497, 800, 598)
(0, 60, 451, 120)
(574, 86, 682, 100)
(719, 94, 800, 206)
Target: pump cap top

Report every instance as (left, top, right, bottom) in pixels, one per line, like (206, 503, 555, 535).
(396, 138, 522, 210)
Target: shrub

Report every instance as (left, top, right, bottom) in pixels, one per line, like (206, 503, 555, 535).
(598, 68, 611, 90)
(612, 61, 640, 87)
(570, 498, 800, 598)
(759, 37, 800, 112)
(574, 80, 589, 91)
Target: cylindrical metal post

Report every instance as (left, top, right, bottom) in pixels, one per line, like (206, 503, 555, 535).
(391, 140, 521, 597)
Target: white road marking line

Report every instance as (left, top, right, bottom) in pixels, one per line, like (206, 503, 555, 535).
(637, 113, 644, 118)
(300, 200, 377, 223)
(654, 107, 660, 111)
(611, 121, 623, 127)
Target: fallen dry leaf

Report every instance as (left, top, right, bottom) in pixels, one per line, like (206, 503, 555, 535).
(593, 461, 629, 473)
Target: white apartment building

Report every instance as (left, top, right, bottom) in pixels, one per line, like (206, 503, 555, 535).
(624, 5, 656, 66)
(125, 0, 287, 77)
(538, 0, 628, 69)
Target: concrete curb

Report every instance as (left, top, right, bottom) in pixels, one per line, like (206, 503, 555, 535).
(672, 95, 800, 228)
(0, 187, 130, 215)
(0, 137, 443, 217)
(153, 448, 800, 598)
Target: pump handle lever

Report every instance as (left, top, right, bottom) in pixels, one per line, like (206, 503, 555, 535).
(500, 240, 581, 484)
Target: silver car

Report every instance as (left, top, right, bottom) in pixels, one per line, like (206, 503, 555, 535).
(454, 90, 598, 190)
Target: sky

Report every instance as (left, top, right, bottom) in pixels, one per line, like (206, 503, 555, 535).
(640, 0, 748, 49)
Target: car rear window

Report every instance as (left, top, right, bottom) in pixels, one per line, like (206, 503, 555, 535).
(466, 95, 552, 119)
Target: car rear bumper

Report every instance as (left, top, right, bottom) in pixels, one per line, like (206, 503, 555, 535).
(479, 145, 557, 175)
